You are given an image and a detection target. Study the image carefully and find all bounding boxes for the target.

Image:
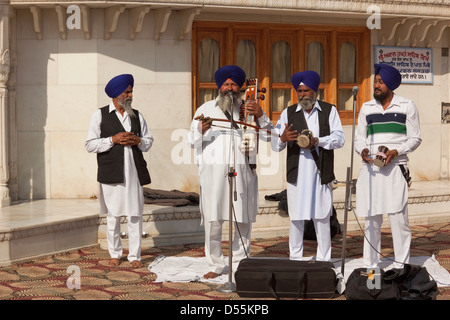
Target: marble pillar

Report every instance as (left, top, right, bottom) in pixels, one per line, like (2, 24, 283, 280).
(0, 4, 10, 207)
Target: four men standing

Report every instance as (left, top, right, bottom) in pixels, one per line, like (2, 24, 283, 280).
(87, 63, 421, 275)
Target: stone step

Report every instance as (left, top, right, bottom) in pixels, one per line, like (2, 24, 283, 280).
(100, 184, 450, 249)
(1, 180, 449, 266)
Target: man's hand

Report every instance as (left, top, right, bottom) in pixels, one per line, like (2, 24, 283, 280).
(195, 114, 212, 134)
(361, 148, 372, 164)
(384, 148, 398, 166)
(306, 137, 319, 149)
(280, 123, 298, 143)
(112, 132, 141, 146)
(242, 100, 264, 119)
(199, 121, 212, 134)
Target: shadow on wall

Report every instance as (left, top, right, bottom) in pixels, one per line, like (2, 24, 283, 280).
(14, 7, 192, 201)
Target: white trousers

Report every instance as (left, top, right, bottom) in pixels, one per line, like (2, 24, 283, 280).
(289, 217, 331, 261)
(363, 206, 411, 268)
(204, 220, 251, 274)
(106, 214, 143, 262)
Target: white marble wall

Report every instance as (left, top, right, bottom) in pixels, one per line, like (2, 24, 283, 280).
(10, 7, 450, 202)
(14, 8, 195, 200)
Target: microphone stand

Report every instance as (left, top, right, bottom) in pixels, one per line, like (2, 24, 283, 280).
(218, 91, 238, 293)
(340, 86, 359, 277)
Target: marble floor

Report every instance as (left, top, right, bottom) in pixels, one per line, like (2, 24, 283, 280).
(0, 199, 100, 230)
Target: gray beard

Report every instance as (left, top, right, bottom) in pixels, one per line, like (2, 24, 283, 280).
(217, 91, 241, 114)
(299, 98, 314, 111)
(299, 93, 318, 111)
(118, 98, 136, 118)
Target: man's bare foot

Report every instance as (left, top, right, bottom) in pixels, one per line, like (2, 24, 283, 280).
(203, 271, 221, 279)
(109, 258, 120, 266)
(131, 260, 144, 268)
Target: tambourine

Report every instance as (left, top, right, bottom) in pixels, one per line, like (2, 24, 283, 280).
(296, 129, 314, 148)
(373, 145, 388, 167)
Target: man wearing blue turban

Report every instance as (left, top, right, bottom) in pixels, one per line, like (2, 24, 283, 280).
(86, 74, 154, 268)
(374, 63, 402, 92)
(354, 64, 422, 268)
(187, 65, 273, 279)
(213, 65, 246, 89)
(104, 74, 135, 98)
(273, 70, 345, 262)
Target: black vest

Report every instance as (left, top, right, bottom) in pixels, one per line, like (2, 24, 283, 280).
(286, 101, 335, 185)
(97, 106, 151, 186)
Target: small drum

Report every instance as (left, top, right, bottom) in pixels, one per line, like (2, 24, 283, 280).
(373, 145, 388, 167)
(297, 129, 313, 148)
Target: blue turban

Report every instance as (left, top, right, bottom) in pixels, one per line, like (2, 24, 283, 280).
(105, 74, 134, 98)
(214, 65, 246, 89)
(374, 64, 402, 91)
(291, 71, 320, 92)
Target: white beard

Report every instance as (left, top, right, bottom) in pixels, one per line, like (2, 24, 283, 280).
(299, 92, 318, 111)
(300, 99, 314, 111)
(217, 91, 241, 114)
(118, 98, 136, 118)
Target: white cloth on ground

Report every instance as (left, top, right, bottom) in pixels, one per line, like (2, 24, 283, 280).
(148, 255, 450, 288)
(204, 220, 251, 274)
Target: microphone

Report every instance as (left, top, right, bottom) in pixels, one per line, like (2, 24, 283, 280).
(352, 86, 359, 98)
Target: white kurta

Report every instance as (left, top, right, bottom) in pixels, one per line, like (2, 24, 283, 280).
(354, 94, 421, 217)
(274, 102, 345, 221)
(85, 102, 154, 217)
(187, 98, 274, 224)
(356, 164, 408, 217)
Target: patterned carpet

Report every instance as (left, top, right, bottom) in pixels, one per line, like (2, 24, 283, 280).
(0, 222, 449, 301)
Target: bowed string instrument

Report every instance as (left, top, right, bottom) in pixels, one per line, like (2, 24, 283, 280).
(239, 78, 266, 157)
(195, 78, 275, 175)
(195, 78, 274, 141)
